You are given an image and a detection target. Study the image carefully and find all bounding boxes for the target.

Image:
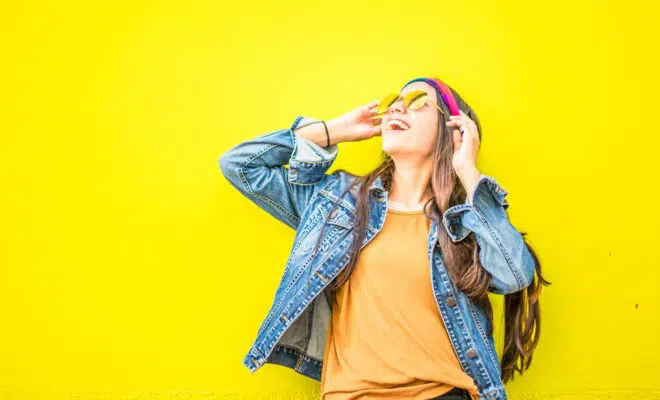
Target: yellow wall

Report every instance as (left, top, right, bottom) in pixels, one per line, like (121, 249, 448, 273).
(2, 0, 658, 398)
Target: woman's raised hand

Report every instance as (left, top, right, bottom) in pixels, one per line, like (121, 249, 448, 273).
(326, 100, 382, 143)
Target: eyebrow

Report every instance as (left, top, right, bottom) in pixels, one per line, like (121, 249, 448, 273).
(399, 90, 430, 97)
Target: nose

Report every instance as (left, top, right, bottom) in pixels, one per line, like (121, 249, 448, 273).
(388, 97, 406, 115)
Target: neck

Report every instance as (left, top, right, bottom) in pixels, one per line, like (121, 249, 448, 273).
(388, 156, 434, 210)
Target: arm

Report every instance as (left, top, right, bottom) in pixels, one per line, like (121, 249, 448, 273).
(442, 174, 536, 295)
(218, 116, 343, 230)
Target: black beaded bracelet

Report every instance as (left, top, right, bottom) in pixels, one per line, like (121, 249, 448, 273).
(321, 120, 330, 147)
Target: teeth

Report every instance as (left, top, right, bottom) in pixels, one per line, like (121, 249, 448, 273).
(387, 119, 409, 130)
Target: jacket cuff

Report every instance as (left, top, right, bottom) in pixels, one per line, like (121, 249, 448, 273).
(442, 174, 510, 242)
(287, 116, 339, 185)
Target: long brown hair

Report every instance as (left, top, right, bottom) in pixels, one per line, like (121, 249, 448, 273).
(315, 82, 551, 383)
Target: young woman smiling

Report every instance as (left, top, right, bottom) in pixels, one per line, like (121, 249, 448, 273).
(219, 77, 550, 400)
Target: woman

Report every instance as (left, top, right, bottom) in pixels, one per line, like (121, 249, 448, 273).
(219, 77, 551, 400)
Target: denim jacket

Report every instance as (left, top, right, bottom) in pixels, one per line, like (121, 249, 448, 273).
(218, 116, 536, 400)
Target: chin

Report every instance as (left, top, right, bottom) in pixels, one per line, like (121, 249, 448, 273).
(382, 130, 428, 156)
(381, 134, 403, 154)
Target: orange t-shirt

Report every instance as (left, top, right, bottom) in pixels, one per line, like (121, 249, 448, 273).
(320, 208, 480, 400)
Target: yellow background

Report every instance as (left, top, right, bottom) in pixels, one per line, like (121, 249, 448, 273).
(2, 0, 659, 398)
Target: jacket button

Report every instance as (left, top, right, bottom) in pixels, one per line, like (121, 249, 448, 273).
(446, 296, 457, 307)
(466, 348, 477, 358)
(448, 224, 455, 233)
(329, 209, 337, 218)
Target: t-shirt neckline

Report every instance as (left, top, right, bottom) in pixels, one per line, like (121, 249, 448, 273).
(387, 208, 426, 215)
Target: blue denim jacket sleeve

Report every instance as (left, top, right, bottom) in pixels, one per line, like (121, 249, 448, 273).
(218, 116, 339, 230)
(441, 175, 536, 295)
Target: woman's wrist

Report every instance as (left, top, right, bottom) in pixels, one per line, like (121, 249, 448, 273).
(293, 118, 348, 148)
(457, 166, 481, 206)
(325, 118, 350, 145)
(293, 121, 330, 148)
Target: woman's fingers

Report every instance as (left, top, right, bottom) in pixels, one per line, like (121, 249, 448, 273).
(446, 118, 466, 137)
(365, 101, 381, 118)
(450, 112, 477, 129)
(369, 110, 384, 124)
(452, 128, 462, 152)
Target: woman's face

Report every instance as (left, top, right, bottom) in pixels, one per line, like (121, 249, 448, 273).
(381, 81, 441, 158)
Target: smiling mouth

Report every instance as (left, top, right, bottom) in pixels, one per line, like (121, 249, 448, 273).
(386, 119, 410, 131)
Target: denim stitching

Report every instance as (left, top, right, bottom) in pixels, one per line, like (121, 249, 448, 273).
(470, 206, 523, 290)
(260, 242, 353, 363)
(468, 300, 499, 371)
(318, 190, 356, 214)
(290, 158, 335, 166)
(432, 252, 494, 386)
(258, 205, 330, 335)
(238, 143, 300, 226)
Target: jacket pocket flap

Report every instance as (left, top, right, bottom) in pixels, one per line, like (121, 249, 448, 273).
(325, 208, 355, 229)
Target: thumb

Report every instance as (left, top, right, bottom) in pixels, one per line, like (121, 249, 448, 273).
(452, 128, 462, 153)
(362, 100, 381, 115)
(366, 99, 380, 108)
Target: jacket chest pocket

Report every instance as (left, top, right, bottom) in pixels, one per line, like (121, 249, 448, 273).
(292, 203, 356, 257)
(325, 206, 355, 229)
(317, 206, 355, 252)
